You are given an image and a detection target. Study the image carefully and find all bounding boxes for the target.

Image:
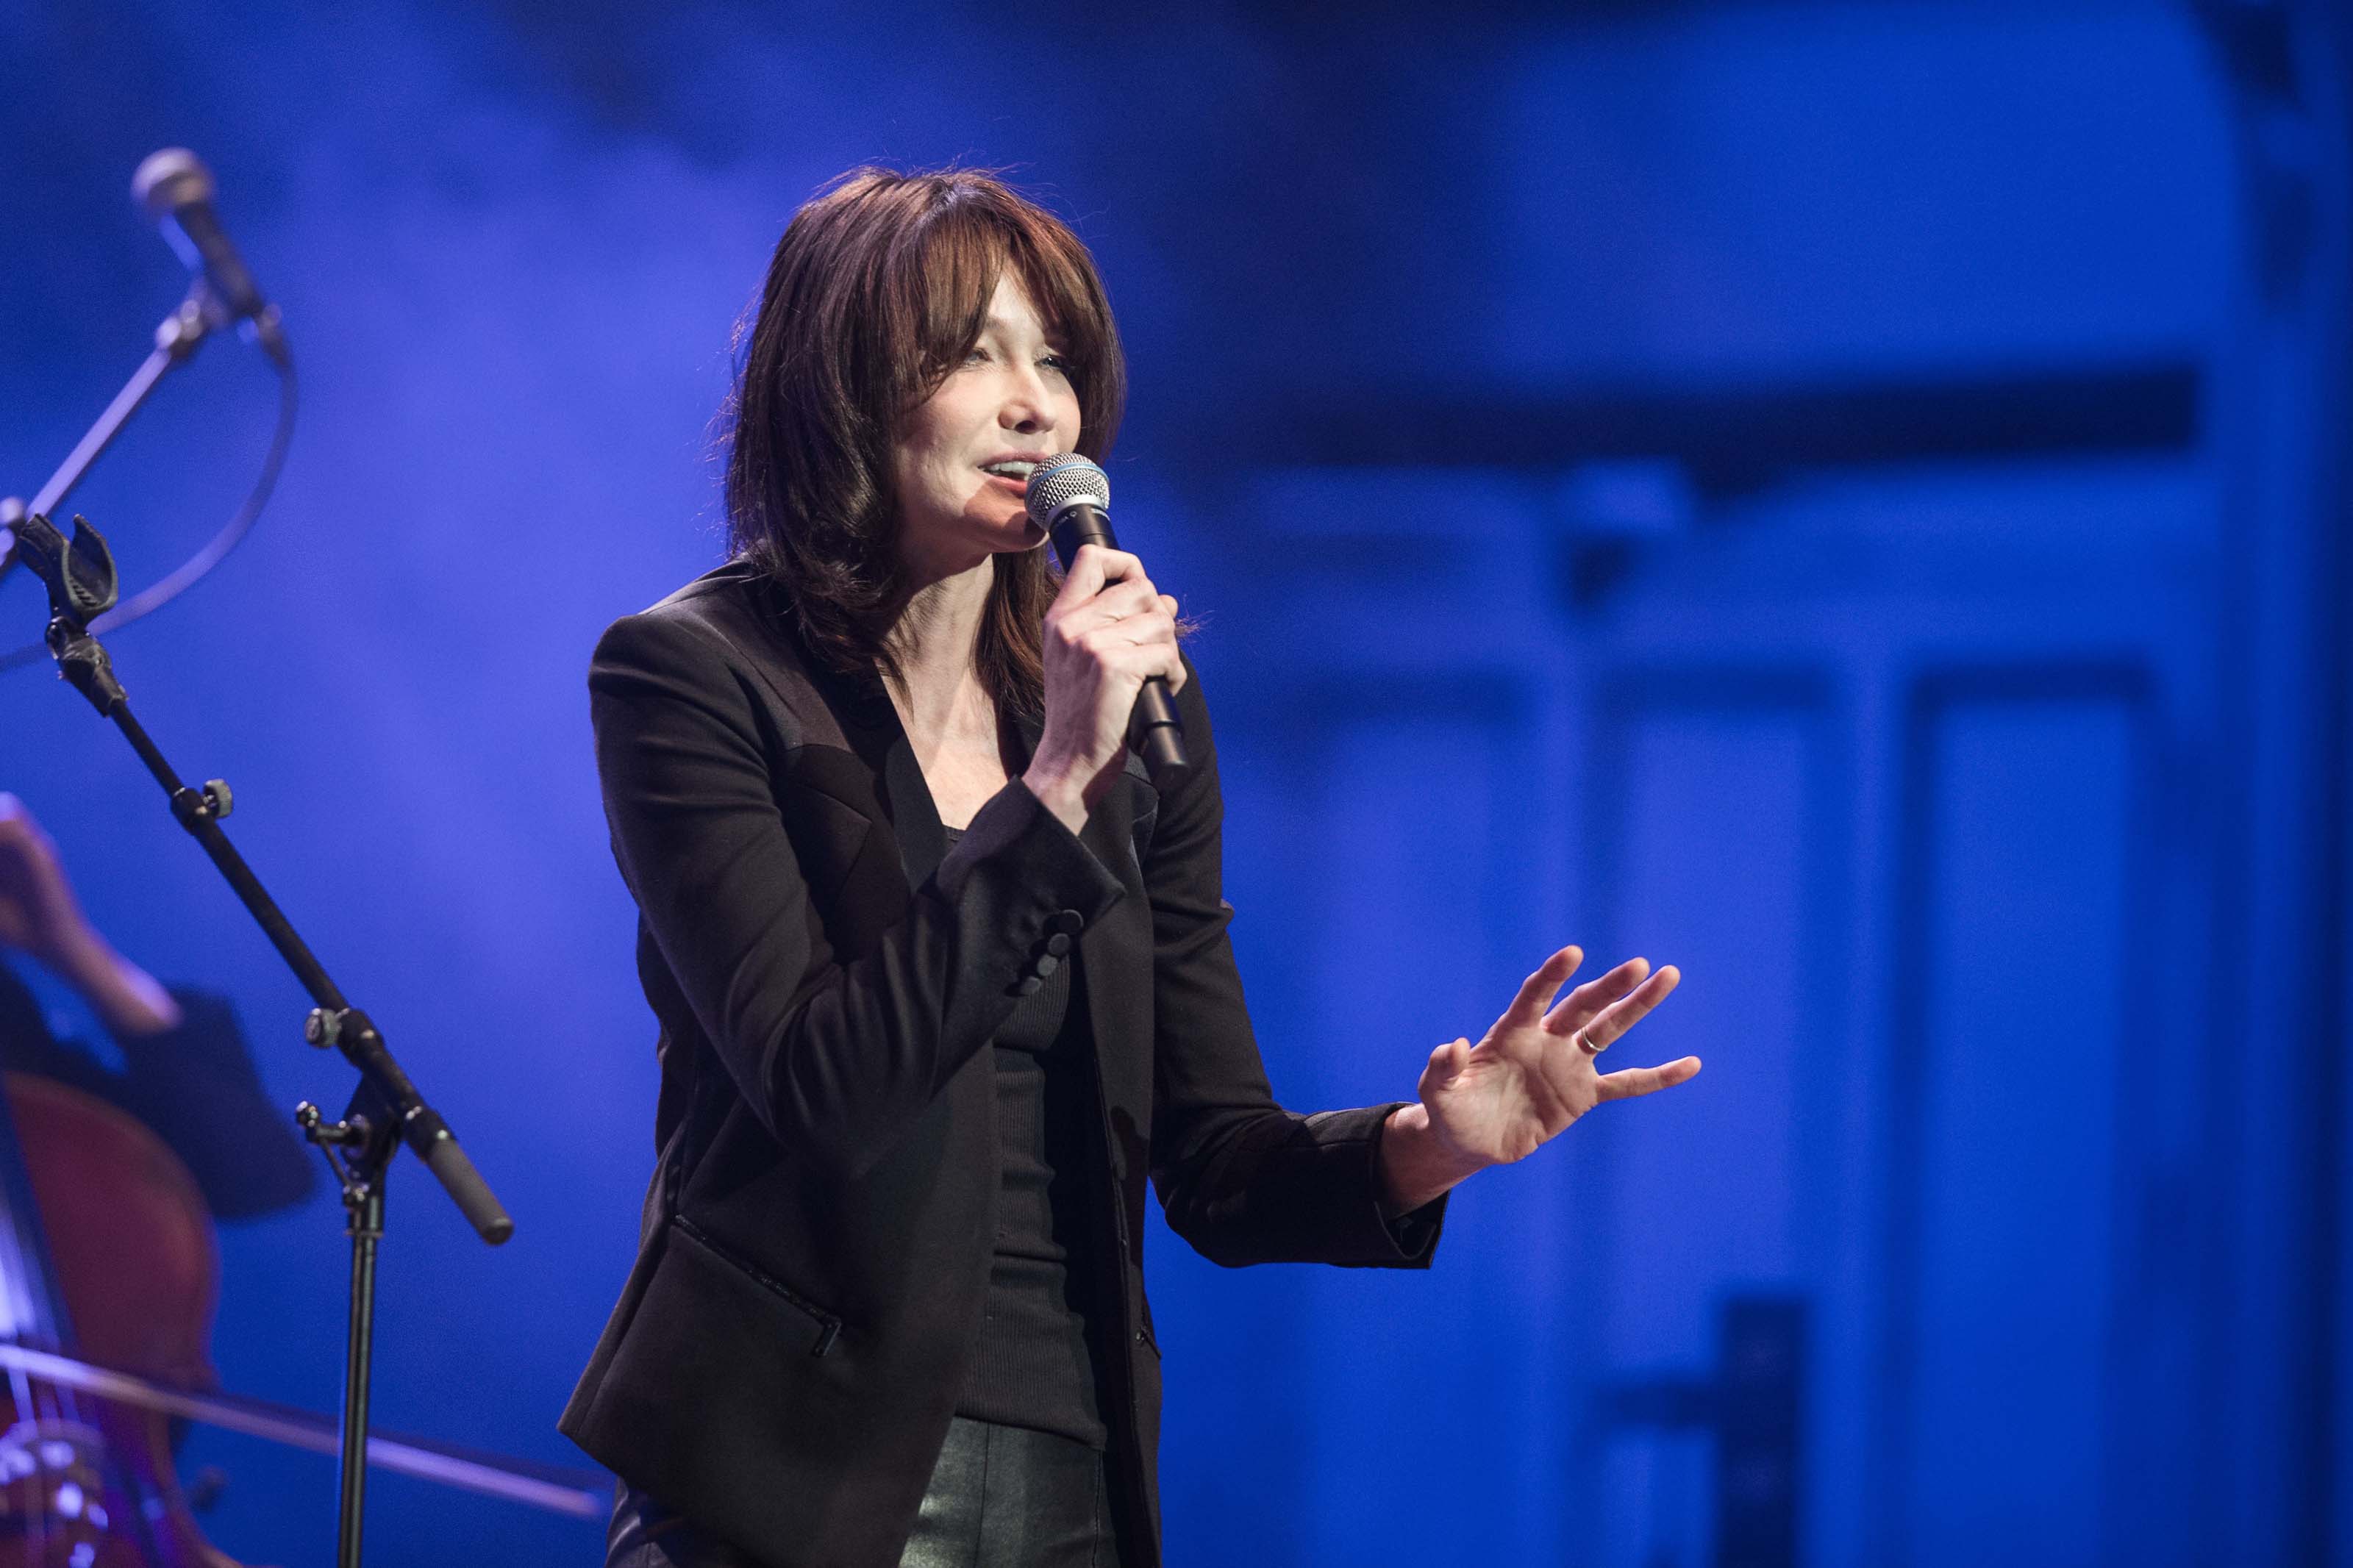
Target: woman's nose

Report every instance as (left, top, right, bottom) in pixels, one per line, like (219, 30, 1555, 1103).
(1002, 369, 1057, 434)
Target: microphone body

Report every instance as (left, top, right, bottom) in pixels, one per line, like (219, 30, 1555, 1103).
(132, 148, 285, 362)
(1025, 456, 1189, 784)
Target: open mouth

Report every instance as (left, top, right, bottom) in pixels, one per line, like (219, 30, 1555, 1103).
(979, 459, 1040, 492)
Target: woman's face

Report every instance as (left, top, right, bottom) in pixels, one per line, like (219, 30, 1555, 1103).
(892, 273, 1080, 578)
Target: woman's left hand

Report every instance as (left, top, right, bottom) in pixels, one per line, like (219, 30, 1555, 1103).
(1379, 946, 1694, 1211)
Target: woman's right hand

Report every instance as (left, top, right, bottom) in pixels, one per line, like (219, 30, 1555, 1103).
(1022, 544, 1186, 834)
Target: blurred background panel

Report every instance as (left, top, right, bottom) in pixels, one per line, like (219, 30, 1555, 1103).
(1, 1, 2346, 1564)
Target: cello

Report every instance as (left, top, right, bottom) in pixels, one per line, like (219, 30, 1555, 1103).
(0, 1070, 233, 1566)
(0, 1073, 607, 1566)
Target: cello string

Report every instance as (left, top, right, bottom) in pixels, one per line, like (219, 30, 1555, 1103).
(0, 1192, 32, 1564)
(0, 1091, 193, 1557)
(0, 1111, 43, 1562)
(0, 1173, 48, 1428)
(0, 1120, 110, 1553)
(0, 1129, 209, 1561)
(0, 1132, 54, 1425)
(13, 1306, 30, 1568)
(0, 1187, 54, 1558)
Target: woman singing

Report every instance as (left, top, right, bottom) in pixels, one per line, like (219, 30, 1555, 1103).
(563, 167, 1698, 1568)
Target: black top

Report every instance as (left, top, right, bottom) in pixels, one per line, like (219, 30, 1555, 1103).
(942, 825, 1110, 1449)
(0, 960, 315, 1220)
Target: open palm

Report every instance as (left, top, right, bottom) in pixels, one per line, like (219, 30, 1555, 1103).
(1418, 945, 1696, 1169)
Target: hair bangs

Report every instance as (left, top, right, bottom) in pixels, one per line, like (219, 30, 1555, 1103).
(882, 185, 1124, 458)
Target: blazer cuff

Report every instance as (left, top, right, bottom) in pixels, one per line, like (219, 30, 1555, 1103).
(1366, 1100, 1449, 1264)
(1303, 1102, 1449, 1270)
(937, 778, 1126, 959)
(943, 778, 1121, 899)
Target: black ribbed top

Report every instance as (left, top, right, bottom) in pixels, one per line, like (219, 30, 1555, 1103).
(943, 826, 1110, 1449)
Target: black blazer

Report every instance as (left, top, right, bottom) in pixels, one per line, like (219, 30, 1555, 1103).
(560, 564, 1444, 1568)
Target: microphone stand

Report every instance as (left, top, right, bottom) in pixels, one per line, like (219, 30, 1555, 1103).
(0, 289, 217, 579)
(7, 300, 513, 1568)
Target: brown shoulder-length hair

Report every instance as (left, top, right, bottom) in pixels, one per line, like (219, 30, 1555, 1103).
(724, 166, 1126, 718)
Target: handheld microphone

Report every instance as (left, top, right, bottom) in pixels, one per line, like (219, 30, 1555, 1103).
(1024, 454, 1189, 784)
(132, 148, 287, 364)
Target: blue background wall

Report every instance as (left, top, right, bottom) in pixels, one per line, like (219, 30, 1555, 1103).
(3, 1, 2349, 1564)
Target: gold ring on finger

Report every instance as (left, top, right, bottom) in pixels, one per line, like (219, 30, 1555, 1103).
(1576, 1028, 1607, 1055)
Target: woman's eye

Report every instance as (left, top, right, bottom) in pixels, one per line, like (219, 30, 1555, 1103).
(1040, 354, 1073, 376)
(963, 346, 991, 365)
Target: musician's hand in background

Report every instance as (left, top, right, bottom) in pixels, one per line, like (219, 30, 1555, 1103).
(1377, 945, 1694, 1214)
(0, 793, 180, 1037)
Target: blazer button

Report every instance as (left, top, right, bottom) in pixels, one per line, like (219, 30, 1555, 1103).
(1133, 1328, 1148, 1344)
(1013, 975, 1043, 998)
(1032, 954, 1060, 980)
(1047, 909, 1084, 937)
(1043, 931, 1074, 959)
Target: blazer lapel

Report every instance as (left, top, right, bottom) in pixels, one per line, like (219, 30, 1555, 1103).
(821, 665, 946, 895)
(881, 734, 948, 892)
(1078, 761, 1157, 1192)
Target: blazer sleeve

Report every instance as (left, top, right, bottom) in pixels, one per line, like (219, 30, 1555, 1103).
(1145, 662, 1447, 1269)
(590, 609, 1124, 1175)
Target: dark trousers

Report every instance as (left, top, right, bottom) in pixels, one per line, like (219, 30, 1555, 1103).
(605, 1417, 1126, 1568)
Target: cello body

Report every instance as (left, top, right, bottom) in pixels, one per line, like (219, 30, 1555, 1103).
(0, 1070, 239, 1566)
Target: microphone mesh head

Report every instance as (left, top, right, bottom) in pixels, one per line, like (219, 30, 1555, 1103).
(132, 148, 213, 218)
(1024, 454, 1110, 528)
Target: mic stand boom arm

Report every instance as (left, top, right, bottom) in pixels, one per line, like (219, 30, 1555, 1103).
(10, 509, 513, 1568)
(0, 287, 225, 581)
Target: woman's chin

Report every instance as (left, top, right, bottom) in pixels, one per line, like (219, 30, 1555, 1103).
(961, 504, 1045, 554)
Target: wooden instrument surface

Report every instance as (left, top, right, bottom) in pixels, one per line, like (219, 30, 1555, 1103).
(0, 1070, 237, 1567)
